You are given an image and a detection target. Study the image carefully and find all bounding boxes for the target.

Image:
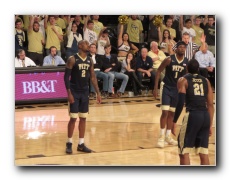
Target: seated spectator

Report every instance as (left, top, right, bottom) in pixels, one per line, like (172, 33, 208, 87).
(160, 29, 176, 56)
(160, 17, 176, 41)
(15, 49, 36, 67)
(120, 52, 146, 96)
(136, 48, 155, 93)
(102, 44, 129, 97)
(43, 46, 65, 66)
(195, 43, 215, 88)
(148, 41, 166, 82)
(88, 43, 109, 98)
(66, 16, 83, 60)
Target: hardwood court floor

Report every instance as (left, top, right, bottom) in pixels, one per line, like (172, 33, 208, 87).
(15, 92, 216, 166)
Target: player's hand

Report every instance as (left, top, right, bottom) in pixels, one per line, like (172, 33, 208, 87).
(209, 127, 212, 136)
(171, 123, 176, 136)
(96, 94, 102, 104)
(68, 92, 74, 104)
(153, 89, 158, 98)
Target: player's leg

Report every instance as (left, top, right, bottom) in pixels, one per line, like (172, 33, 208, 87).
(179, 153, 190, 165)
(199, 153, 210, 165)
(77, 91, 92, 153)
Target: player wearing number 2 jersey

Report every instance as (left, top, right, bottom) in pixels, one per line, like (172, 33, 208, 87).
(153, 41, 188, 148)
(173, 59, 214, 165)
(64, 40, 101, 154)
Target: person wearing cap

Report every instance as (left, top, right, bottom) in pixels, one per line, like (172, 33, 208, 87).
(172, 31, 206, 61)
(153, 41, 188, 148)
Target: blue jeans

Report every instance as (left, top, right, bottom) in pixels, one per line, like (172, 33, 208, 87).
(90, 71, 109, 93)
(106, 71, 129, 93)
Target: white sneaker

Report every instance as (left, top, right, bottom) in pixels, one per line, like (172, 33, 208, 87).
(165, 135, 178, 146)
(157, 135, 165, 148)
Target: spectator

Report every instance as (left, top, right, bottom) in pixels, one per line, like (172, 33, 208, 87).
(27, 15, 45, 66)
(44, 15, 63, 56)
(73, 15, 84, 38)
(191, 15, 204, 46)
(102, 44, 129, 97)
(83, 15, 97, 45)
(66, 17, 83, 59)
(15, 49, 36, 67)
(88, 43, 109, 98)
(136, 48, 155, 93)
(126, 15, 143, 49)
(15, 18, 26, 56)
(161, 17, 176, 41)
(43, 46, 65, 66)
(148, 15, 162, 45)
(160, 29, 176, 56)
(96, 27, 110, 55)
(92, 15, 104, 37)
(180, 16, 196, 42)
(117, 24, 139, 62)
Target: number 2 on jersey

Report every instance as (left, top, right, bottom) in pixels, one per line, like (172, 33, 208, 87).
(81, 70, 86, 77)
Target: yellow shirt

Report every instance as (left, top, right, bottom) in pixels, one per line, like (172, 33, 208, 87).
(161, 25, 176, 39)
(192, 25, 204, 46)
(147, 50, 166, 69)
(27, 30, 44, 54)
(127, 18, 143, 43)
(56, 18, 66, 30)
(45, 25, 63, 50)
(93, 21, 104, 36)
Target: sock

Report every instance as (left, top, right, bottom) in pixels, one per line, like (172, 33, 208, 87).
(160, 128, 165, 135)
(79, 138, 84, 145)
(166, 129, 171, 136)
(67, 138, 72, 143)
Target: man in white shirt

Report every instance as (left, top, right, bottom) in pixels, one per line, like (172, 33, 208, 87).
(15, 49, 36, 67)
(83, 15, 97, 45)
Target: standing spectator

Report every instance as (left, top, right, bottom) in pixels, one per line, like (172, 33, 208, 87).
(92, 15, 104, 37)
(126, 15, 143, 49)
(173, 59, 214, 165)
(117, 24, 139, 62)
(73, 15, 84, 38)
(83, 15, 97, 45)
(96, 27, 110, 55)
(27, 15, 45, 66)
(153, 41, 188, 148)
(180, 16, 196, 42)
(161, 17, 176, 41)
(191, 15, 204, 46)
(66, 16, 83, 59)
(136, 48, 155, 93)
(54, 15, 66, 33)
(43, 46, 65, 66)
(148, 15, 162, 46)
(201, 15, 215, 56)
(102, 44, 129, 98)
(15, 18, 26, 56)
(15, 49, 36, 67)
(88, 43, 109, 98)
(44, 15, 63, 56)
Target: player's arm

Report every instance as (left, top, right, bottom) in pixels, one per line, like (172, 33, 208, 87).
(173, 77, 187, 123)
(153, 57, 171, 98)
(64, 56, 75, 103)
(89, 60, 102, 104)
(206, 78, 214, 136)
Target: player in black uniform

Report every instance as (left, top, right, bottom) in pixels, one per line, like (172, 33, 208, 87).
(153, 41, 188, 148)
(173, 59, 214, 165)
(64, 40, 101, 154)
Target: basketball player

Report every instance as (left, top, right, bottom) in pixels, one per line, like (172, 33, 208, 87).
(64, 40, 101, 154)
(153, 41, 188, 148)
(173, 59, 214, 165)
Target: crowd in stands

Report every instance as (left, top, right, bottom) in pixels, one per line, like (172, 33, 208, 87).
(15, 15, 216, 96)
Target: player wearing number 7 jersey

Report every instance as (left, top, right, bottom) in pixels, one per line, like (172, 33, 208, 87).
(173, 59, 214, 165)
(64, 40, 101, 154)
(153, 41, 188, 148)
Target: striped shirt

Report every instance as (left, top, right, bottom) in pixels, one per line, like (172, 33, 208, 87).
(172, 42, 199, 61)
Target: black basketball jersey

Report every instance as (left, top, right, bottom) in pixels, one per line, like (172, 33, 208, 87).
(184, 73, 208, 111)
(70, 53, 92, 91)
(163, 54, 188, 87)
